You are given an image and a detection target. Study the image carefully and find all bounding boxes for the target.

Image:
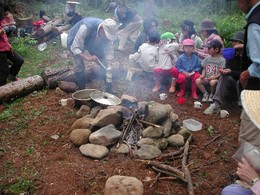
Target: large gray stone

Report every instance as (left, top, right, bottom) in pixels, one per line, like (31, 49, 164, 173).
(70, 128, 91, 146)
(104, 175, 144, 195)
(76, 105, 91, 118)
(71, 116, 93, 130)
(142, 126, 163, 138)
(79, 144, 109, 159)
(145, 102, 173, 123)
(136, 144, 162, 160)
(91, 109, 123, 128)
(168, 134, 185, 147)
(89, 124, 121, 146)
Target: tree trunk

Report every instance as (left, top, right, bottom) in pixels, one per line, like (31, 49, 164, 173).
(52, 24, 71, 35)
(37, 19, 63, 37)
(0, 75, 44, 103)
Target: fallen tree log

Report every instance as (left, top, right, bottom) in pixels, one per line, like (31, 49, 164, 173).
(41, 66, 75, 89)
(52, 24, 71, 34)
(0, 75, 45, 103)
(37, 19, 63, 37)
(41, 64, 100, 89)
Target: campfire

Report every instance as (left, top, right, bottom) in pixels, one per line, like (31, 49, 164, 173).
(69, 91, 196, 193)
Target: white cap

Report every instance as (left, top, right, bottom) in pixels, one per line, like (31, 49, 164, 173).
(101, 18, 118, 41)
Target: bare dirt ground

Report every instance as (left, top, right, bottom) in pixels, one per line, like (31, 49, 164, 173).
(0, 45, 242, 195)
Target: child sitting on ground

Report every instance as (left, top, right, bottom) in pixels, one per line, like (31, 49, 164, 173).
(1, 7, 16, 36)
(195, 39, 226, 102)
(152, 32, 179, 93)
(175, 39, 201, 99)
(129, 29, 160, 74)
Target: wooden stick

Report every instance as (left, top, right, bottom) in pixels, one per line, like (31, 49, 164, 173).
(149, 172, 161, 188)
(151, 166, 183, 178)
(181, 135, 194, 195)
(143, 176, 177, 182)
(202, 134, 221, 148)
(139, 120, 161, 128)
(157, 146, 184, 160)
(148, 161, 185, 179)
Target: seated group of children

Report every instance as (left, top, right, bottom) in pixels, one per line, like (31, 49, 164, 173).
(129, 30, 225, 102)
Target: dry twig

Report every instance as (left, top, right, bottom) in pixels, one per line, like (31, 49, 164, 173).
(149, 172, 161, 188)
(157, 146, 184, 160)
(148, 161, 185, 180)
(202, 134, 221, 148)
(182, 135, 194, 195)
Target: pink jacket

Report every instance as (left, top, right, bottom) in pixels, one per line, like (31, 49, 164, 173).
(0, 25, 12, 52)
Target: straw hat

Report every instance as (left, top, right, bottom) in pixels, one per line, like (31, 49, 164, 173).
(241, 90, 260, 129)
(101, 18, 118, 41)
(67, 1, 81, 5)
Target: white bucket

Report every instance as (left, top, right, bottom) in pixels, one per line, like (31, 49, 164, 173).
(60, 32, 68, 48)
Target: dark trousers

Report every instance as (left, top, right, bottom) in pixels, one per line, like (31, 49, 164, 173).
(0, 51, 24, 86)
(213, 75, 237, 105)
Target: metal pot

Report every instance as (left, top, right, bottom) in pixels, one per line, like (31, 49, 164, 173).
(72, 89, 101, 108)
(90, 91, 121, 106)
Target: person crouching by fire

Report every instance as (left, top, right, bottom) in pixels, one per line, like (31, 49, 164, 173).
(67, 17, 118, 93)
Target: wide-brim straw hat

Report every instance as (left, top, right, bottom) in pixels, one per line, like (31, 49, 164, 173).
(67, 1, 81, 5)
(241, 90, 260, 129)
(101, 18, 118, 41)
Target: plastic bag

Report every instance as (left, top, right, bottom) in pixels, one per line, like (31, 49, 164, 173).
(232, 142, 260, 170)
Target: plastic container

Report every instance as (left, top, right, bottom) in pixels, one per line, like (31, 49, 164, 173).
(183, 119, 202, 131)
(222, 48, 235, 60)
(232, 142, 260, 170)
(38, 42, 47, 51)
(60, 32, 68, 48)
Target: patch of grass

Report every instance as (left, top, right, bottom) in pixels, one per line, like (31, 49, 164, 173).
(206, 126, 215, 137)
(219, 150, 229, 161)
(8, 178, 35, 194)
(0, 109, 13, 121)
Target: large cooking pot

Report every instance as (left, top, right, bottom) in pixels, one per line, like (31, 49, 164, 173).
(72, 89, 101, 108)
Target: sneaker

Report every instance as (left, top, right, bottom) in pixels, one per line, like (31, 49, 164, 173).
(202, 93, 209, 102)
(208, 94, 214, 103)
(204, 103, 221, 115)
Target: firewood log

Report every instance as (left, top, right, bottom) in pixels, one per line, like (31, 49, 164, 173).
(0, 75, 44, 103)
(52, 24, 71, 35)
(41, 64, 100, 89)
(37, 19, 63, 37)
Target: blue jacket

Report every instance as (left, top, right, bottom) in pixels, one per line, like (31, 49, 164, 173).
(176, 53, 201, 73)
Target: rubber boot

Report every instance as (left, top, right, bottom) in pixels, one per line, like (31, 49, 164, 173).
(152, 78, 162, 92)
(177, 83, 185, 97)
(169, 79, 176, 93)
(75, 72, 86, 90)
(191, 81, 199, 99)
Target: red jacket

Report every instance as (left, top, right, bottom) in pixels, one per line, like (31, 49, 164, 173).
(0, 24, 12, 52)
